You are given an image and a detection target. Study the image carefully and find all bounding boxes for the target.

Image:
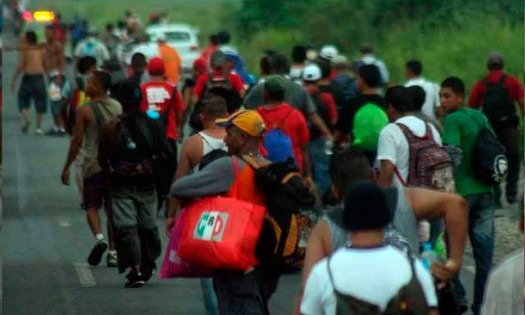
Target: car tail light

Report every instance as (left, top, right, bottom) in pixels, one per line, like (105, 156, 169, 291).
(22, 11, 33, 21)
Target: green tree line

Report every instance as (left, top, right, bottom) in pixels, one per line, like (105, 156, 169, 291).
(234, 0, 524, 88)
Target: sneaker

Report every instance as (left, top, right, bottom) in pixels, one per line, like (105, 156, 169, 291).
(141, 262, 156, 282)
(87, 240, 108, 266)
(125, 271, 145, 288)
(36, 129, 44, 135)
(21, 120, 31, 134)
(106, 252, 118, 268)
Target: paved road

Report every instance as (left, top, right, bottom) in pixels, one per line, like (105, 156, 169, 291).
(0, 22, 481, 315)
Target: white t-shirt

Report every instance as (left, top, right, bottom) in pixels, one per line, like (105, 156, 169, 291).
(361, 54, 389, 85)
(301, 246, 437, 315)
(405, 77, 440, 120)
(74, 38, 110, 67)
(377, 116, 442, 189)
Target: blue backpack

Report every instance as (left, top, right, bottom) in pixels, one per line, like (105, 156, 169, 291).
(262, 110, 295, 164)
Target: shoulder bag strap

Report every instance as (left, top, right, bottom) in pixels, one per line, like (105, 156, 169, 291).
(326, 255, 339, 294)
(89, 102, 105, 127)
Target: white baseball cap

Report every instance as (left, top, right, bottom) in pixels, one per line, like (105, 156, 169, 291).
(302, 64, 322, 81)
(319, 45, 338, 61)
(156, 34, 166, 42)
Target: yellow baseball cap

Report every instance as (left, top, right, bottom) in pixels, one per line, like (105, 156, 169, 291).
(216, 110, 266, 137)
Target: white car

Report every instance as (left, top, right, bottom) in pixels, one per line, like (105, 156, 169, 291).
(120, 24, 200, 79)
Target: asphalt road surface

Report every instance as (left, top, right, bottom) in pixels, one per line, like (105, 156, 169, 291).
(0, 23, 479, 315)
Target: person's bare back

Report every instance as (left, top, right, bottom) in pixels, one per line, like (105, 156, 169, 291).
(21, 46, 46, 74)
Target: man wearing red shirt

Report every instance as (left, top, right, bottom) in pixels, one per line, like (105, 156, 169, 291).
(257, 76, 313, 186)
(468, 52, 524, 205)
(198, 34, 219, 66)
(192, 50, 245, 110)
(140, 57, 184, 210)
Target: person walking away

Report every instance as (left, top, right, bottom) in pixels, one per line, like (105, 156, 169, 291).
(199, 34, 219, 66)
(171, 110, 272, 314)
(102, 23, 120, 61)
(222, 48, 257, 89)
(300, 181, 439, 315)
(377, 86, 452, 249)
(182, 58, 207, 115)
(292, 148, 468, 315)
(43, 25, 67, 135)
(10, 31, 47, 135)
(302, 64, 338, 198)
(157, 34, 182, 84)
(404, 59, 441, 122)
(289, 45, 307, 84)
(244, 53, 333, 144)
(407, 85, 443, 134)
(140, 57, 185, 212)
(334, 64, 387, 164)
(61, 71, 122, 268)
(125, 52, 149, 85)
(167, 96, 229, 315)
(330, 55, 357, 111)
(59, 56, 98, 212)
(191, 50, 245, 132)
(358, 43, 390, 87)
(440, 76, 496, 315)
(98, 79, 174, 287)
(74, 27, 110, 73)
(377, 86, 446, 190)
(256, 76, 313, 186)
(46, 71, 68, 136)
(468, 52, 524, 207)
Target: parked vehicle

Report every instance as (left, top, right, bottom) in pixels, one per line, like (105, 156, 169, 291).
(120, 23, 200, 80)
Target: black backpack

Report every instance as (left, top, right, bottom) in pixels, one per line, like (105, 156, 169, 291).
(481, 75, 518, 129)
(243, 155, 317, 271)
(465, 111, 508, 185)
(189, 73, 242, 132)
(110, 112, 157, 177)
(326, 250, 430, 315)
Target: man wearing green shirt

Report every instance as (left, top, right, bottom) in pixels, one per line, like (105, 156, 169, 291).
(440, 76, 495, 315)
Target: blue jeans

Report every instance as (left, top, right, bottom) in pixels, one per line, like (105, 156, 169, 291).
(201, 278, 219, 315)
(309, 138, 331, 197)
(452, 192, 495, 315)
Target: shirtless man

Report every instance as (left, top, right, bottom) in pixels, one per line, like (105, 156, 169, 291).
(10, 31, 48, 134)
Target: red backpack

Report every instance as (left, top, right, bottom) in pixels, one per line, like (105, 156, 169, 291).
(395, 123, 455, 193)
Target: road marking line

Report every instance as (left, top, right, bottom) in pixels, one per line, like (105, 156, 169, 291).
(74, 262, 96, 287)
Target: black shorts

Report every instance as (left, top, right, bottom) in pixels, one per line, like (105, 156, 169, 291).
(18, 74, 47, 114)
(83, 172, 112, 211)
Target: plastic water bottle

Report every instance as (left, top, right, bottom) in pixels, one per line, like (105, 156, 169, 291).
(434, 232, 448, 261)
(126, 137, 136, 150)
(420, 242, 440, 270)
(324, 139, 334, 155)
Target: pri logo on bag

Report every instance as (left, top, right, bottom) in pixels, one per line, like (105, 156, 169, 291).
(194, 211, 229, 241)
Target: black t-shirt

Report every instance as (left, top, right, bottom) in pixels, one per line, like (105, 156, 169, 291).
(335, 94, 386, 137)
